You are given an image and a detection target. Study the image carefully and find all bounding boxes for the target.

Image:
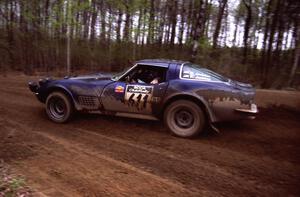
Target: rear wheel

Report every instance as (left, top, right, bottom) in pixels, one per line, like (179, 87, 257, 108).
(164, 100, 205, 138)
(46, 92, 73, 123)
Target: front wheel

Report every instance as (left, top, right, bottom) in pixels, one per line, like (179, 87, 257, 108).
(164, 100, 205, 138)
(46, 92, 73, 123)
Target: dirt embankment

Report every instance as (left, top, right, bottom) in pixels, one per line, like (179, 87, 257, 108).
(0, 74, 299, 197)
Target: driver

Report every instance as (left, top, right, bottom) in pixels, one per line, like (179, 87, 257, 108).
(150, 70, 161, 84)
(130, 68, 161, 84)
(130, 68, 145, 83)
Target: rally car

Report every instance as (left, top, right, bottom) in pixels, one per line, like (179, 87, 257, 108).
(28, 59, 258, 138)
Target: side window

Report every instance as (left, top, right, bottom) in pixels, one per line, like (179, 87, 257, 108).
(121, 65, 167, 84)
(181, 64, 223, 82)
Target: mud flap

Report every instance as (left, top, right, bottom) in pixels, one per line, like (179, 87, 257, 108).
(210, 123, 220, 134)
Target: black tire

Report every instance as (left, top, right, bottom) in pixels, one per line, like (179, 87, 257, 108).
(164, 100, 205, 138)
(46, 92, 74, 123)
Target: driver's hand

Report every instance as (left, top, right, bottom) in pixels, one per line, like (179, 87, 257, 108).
(150, 78, 159, 84)
(125, 76, 130, 83)
(137, 79, 145, 84)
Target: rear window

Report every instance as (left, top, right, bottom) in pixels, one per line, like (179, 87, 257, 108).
(181, 64, 228, 82)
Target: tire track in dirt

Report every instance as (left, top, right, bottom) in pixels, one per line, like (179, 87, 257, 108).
(6, 120, 211, 197)
(1, 116, 197, 196)
(0, 86, 212, 196)
(4, 115, 250, 196)
(37, 131, 209, 196)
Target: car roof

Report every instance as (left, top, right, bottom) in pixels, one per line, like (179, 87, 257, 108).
(136, 59, 189, 68)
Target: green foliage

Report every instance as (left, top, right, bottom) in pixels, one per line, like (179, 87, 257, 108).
(0, 162, 30, 197)
(199, 37, 211, 51)
(9, 178, 25, 191)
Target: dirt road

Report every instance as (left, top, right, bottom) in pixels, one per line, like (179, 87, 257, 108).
(0, 74, 299, 197)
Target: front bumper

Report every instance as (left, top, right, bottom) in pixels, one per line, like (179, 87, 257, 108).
(28, 81, 39, 93)
(28, 81, 45, 103)
(235, 104, 258, 114)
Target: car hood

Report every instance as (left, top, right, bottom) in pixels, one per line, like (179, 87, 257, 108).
(230, 80, 252, 87)
(67, 72, 113, 81)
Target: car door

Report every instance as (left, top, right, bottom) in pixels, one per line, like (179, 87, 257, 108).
(101, 65, 168, 115)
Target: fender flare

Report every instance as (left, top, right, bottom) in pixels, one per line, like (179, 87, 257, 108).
(162, 92, 217, 123)
(44, 85, 81, 110)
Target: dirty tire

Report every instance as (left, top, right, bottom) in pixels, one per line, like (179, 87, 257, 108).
(46, 92, 73, 123)
(164, 100, 205, 138)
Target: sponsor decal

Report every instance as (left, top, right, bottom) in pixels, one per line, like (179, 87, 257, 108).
(127, 85, 152, 94)
(115, 84, 125, 93)
(182, 71, 212, 81)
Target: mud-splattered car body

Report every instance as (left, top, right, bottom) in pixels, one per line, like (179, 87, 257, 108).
(29, 59, 258, 127)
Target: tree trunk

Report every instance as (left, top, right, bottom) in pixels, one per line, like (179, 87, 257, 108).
(90, 0, 98, 43)
(274, 0, 285, 69)
(264, 0, 281, 86)
(178, 1, 186, 47)
(185, 0, 193, 43)
(260, 0, 272, 80)
(232, 17, 239, 47)
(212, 0, 228, 49)
(191, 0, 205, 62)
(288, 21, 300, 86)
(66, 0, 71, 75)
(242, 0, 252, 64)
(116, 9, 122, 43)
(170, 0, 178, 46)
(158, 1, 166, 46)
(147, 0, 155, 44)
(82, 2, 90, 40)
(100, 0, 106, 43)
(123, 0, 132, 42)
(135, 8, 143, 45)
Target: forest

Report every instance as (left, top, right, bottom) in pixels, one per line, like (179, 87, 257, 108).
(0, 0, 299, 88)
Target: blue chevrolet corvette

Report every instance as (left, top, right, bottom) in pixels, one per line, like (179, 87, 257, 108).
(29, 59, 258, 138)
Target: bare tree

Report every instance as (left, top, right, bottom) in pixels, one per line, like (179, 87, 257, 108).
(242, 0, 252, 64)
(213, 0, 228, 49)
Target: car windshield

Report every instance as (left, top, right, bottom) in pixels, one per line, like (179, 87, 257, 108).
(111, 66, 132, 81)
(181, 63, 229, 82)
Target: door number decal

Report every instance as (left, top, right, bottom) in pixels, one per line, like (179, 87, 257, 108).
(125, 85, 153, 111)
